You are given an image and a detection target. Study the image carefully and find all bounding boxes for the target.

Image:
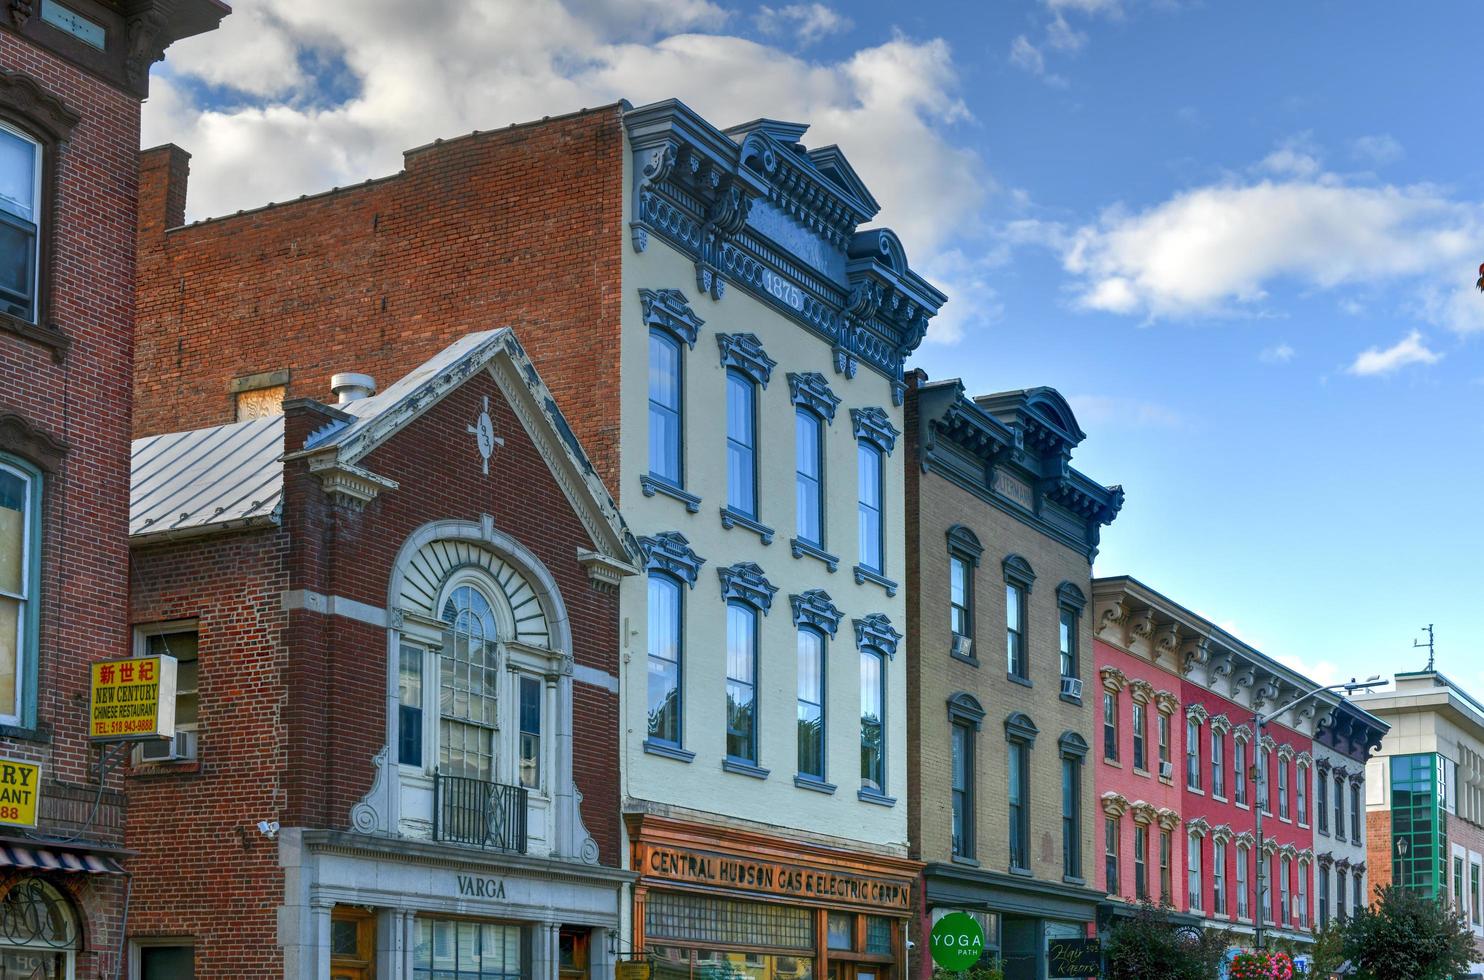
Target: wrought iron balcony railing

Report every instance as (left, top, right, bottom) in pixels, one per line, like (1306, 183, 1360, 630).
(433, 770, 528, 853)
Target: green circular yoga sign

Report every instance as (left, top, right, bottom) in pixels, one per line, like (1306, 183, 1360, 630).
(929, 912, 985, 971)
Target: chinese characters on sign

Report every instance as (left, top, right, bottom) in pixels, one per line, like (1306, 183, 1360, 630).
(0, 759, 40, 828)
(89, 656, 177, 741)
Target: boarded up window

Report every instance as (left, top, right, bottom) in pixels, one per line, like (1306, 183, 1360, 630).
(235, 385, 285, 420)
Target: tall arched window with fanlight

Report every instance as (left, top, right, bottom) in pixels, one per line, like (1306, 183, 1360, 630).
(439, 584, 501, 782)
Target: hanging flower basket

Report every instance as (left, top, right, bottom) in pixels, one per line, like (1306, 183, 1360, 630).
(1229, 950, 1295, 980)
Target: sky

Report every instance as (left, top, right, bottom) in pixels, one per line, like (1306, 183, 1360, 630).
(141, 0, 1484, 695)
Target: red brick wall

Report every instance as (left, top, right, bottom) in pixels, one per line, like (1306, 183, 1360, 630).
(0, 29, 143, 979)
(133, 106, 629, 492)
(127, 528, 291, 979)
(125, 362, 623, 977)
(1366, 807, 1391, 891)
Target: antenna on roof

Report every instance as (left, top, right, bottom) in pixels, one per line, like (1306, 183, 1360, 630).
(1414, 624, 1435, 672)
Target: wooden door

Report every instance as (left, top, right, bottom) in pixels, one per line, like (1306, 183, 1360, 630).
(330, 907, 376, 980)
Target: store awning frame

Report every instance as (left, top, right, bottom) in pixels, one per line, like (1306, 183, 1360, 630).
(0, 844, 125, 875)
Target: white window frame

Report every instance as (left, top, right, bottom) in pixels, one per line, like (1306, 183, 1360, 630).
(0, 457, 39, 727)
(0, 121, 42, 324)
(131, 937, 194, 980)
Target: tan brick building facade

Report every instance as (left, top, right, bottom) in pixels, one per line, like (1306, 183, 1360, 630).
(904, 375, 1121, 980)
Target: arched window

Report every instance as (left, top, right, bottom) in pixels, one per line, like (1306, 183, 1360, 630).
(439, 584, 500, 782)
(0, 878, 78, 976)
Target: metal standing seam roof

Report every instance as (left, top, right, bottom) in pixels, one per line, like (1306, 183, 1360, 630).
(130, 414, 284, 540)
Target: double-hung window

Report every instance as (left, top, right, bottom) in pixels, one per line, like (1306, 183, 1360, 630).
(856, 443, 883, 573)
(1336, 869, 1347, 919)
(1103, 692, 1119, 763)
(648, 330, 684, 486)
(859, 648, 886, 794)
(646, 573, 684, 748)
(725, 602, 760, 764)
(1008, 739, 1030, 871)
(1297, 763, 1308, 824)
(1353, 872, 1363, 915)
(796, 628, 826, 781)
(1213, 840, 1227, 915)
(1132, 703, 1147, 772)
(1298, 863, 1309, 927)
(135, 624, 200, 762)
(1005, 581, 1026, 679)
(795, 409, 824, 547)
(1158, 714, 1171, 773)
(1159, 830, 1172, 903)
(1319, 865, 1330, 926)
(726, 370, 758, 518)
(517, 676, 541, 789)
(1234, 738, 1248, 806)
(1212, 732, 1226, 798)
(1279, 759, 1290, 820)
(1350, 783, 1361, 841)
(0, 124, 41, 323)
(1258, 749, 1270, 814)
(950, 555, 972, 639)
(1186, 719, 1201, 791)
(1318, 770, 1330, 833)
(1279, 857, 1291, 926)
(0, 456, 39, 726)
(1187, 834, 1203, 911)
(1236, 845, 1250, 919)
(1061, 734, 1086, 880)
(1334, 774, 1346, 842)
(1134, 826, 1148, 900)
(1105, 818, 1119, 894)
(1058, 608, 1077, 679)
(951, 721, 974, 859)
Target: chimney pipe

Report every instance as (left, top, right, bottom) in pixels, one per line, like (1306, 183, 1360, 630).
(330, 373, 376, 405)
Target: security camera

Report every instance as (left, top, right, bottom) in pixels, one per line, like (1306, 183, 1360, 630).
(906, 940, 916, 951)
(257, 820, 280, 839)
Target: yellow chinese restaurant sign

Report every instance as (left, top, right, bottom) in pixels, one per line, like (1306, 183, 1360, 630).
(89, 656, 177, 741)
(0, 758, 40, 827)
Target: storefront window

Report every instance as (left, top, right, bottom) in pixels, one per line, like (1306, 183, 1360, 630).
(0, 879, 77, 979)
(652, 947, 814, 980)
(864, 917, 893, 956)
(414, 919, 524, 980)
(826, 912, 854, 951)
(647, 893, 814, 951)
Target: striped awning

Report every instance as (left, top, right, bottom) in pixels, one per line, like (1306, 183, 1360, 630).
(0, 845, 124, 875)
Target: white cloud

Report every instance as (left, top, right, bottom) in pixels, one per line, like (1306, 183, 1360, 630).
(1065, 394, 1186, 429)
(1260, 343, 1295, 363)
(1052, 174, 1484, 328)
(1258, 135, 1322, 178)
(144, 1, 992, 342)
(1009, 35, 1046, 75)
(1347, 330, 1442, 376)
(1351, 133, 1404, 166)
(1046, 0, 1122, 14)
(755, 4, 851, 46)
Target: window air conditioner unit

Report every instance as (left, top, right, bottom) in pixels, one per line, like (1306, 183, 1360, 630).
(1060, 676, 1083, 699)
(1160, 761, 1175, 780)
(951, 634, 974, 660)
(138, 730, 196, 763)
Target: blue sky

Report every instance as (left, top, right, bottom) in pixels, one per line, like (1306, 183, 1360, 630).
(143, 0, 1483, 691)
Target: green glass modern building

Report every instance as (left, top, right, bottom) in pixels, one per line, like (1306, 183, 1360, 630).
(1388, 753, 1448, 897)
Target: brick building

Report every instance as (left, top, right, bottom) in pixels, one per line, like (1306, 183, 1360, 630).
(127, 331, 639, 977)
(1091, 577, 1387, 955)
(133, 101, 942, 977)
(1354, 669, 1484, 974)
(0, 2, 223, 976)
(903, 378, 1122, 980)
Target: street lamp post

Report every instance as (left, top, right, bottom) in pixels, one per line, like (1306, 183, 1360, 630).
(1252, 675, 1382, 952)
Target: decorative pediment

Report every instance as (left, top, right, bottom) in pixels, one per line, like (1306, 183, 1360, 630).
(1317, 853, 1334, 869)
(854, 613, 901, 660)
(1335, 857, 1352, 871)
(1186, 817, 1210, 838)
(1155, 691, 1180, 716)
(1277, 744, 1296, 762)
(1210, 714, 1232, 735)
(640, 531, 705, 587)
(1211, 824, 1234, 844)
(0, 70, 79, 143)
(1261, 839, 1280, 857)
(640, 287, 704, 348)
(787, 372, 841, 422)
(1259, 734, 1277, 754)
(1348, 771, 1365, 787)
(1297, 751, 1313, 768)
(0, 412, 67, 472)
(946, 524, 983, 563)
(1056, 582, 1088, 612)
(717, 562, 778, 612)
(1004, 711, 1039, 745)
(1059, 731, 1089, 759)
(947, 692, 986, 729)
(1130, 802, 1156, 826)
(1128, 679, 1155, 706)
(1280, 844, 1298, 860)
(1101, 793, 1130, 818)
(1298, 849, 1315, 864)
(1185, 703, 1210, 725)
(1002, 554, 1036, 590)
(1100, 666, 1129, 694)
(790, 589, 843, 636)
(717, 333, 776, 387)
(1235, 831, 1256, 849)
(850, 407, 899, 455)
(1233, 724, 1253, 744)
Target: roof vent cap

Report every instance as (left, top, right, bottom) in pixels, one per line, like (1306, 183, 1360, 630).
(330, 372, 376, 405)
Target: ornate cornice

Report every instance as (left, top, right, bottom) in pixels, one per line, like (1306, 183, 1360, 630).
(1152, 623, 1182, 664)
(850, 406, 899, 455)
(1211, 824, 1234, 844)
(1151, 691, 1177, 716)
(1261, 839, 1280, 857)
(1314, 756, 1332, 774)
(1210, 713, 1232, 735)
(790, 589, 842, 637)
(1101, 792, 1130, 818)
(717, 332, 776, 387)
(1185, 703, 1210, 725)
(1277, 744, 1296, 762)
(1128, 679, 1155, 706)
(306, 453, 398, 509)
(1235, 831, 1255, 849)
(1297, 751, 1313, 768)
(854, 613, 901, 660)
(1155, 808, 1180, 831)
(1095, 598, 1126, 636)
(1232, 724, 1253, 743)
(640, 287, 703, 349)
(1186, 817, 1210, 837)
(625, 103, 944, 383)
(717, 561, 778, 612)
(787, 372, 840, 422)
(1280, 844, 1298, 860)
(1259, 734, 1277, 754)
(1316, 853, 1334, 869)
(1100, 666, 1128, 694)
(1130, 801, 1156, 826)
(639, 531, 705, 587)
